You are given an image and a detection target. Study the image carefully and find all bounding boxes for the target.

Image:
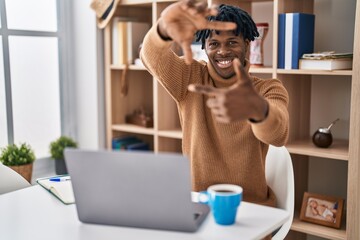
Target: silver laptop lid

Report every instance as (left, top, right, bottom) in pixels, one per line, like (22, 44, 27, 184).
(64, 149, 209, 232)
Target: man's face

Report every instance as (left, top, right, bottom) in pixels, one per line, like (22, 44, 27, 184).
(205, 30, 249, 79)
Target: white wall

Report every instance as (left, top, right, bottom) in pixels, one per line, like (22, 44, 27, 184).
(70, 0, 105, 149)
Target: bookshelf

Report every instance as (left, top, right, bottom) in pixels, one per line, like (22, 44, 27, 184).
(102, 0, 360, 239)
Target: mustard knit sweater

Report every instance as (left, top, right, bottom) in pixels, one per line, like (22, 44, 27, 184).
(140, 24, 289, 207)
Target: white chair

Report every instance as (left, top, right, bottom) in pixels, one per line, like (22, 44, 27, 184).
(0, 163, 31, 194)
(265, 145, 294, 240)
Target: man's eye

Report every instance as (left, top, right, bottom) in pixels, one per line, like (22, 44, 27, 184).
(209, 42, 218, 47)
(229, 41, 238, 45)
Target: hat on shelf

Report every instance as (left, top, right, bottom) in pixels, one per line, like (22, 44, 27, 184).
(90, 0, 121, 29)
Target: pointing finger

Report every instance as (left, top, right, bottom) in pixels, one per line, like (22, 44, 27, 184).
(188, 84, 220, 95)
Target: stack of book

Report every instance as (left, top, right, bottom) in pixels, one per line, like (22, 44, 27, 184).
(112, 18, 150, 65)
(112, 136, 150, 151)
(299, 51, 353, 70)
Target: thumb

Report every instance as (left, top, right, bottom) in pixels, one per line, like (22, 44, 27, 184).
(233, 58, 251, 85)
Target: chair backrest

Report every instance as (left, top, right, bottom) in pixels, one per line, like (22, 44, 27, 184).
(0, 163, 31, 194)
(265, 145, 294, 240)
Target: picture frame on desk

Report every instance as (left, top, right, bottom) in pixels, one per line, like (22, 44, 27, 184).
(300, 192, 344, 229)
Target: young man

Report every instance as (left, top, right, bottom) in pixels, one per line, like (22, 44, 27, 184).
(140, 0, 289, 207)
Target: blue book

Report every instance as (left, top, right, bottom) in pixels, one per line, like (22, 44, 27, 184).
(277, 14, 286, 68)
(126, 142, 149, 151)
(279, 13, 315, 69)
(112, 136, 141, 150)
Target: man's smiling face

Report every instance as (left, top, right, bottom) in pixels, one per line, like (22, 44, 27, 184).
(205, 30, 249, 79)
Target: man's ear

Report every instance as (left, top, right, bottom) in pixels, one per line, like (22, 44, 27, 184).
(245, 39, 250, 54)
(244, 39, 251, 61)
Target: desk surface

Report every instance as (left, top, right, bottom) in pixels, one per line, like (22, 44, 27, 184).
(0, 186, 289, 240)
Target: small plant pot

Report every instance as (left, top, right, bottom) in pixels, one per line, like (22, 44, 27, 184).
(9, 163, 33, 183)
(55, 158, 68, 175)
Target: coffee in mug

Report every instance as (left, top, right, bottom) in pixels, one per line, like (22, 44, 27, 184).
(198, 184, 243, 225)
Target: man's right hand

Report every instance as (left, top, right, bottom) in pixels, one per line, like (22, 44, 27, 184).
(158, 0, 236, 64)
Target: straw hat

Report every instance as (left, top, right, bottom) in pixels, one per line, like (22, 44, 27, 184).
(90, 0, 121, 29)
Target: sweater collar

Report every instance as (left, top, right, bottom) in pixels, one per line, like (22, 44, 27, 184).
(207, 61, 238, 88)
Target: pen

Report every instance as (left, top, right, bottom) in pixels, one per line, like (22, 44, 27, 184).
(49, 177, 70, 182)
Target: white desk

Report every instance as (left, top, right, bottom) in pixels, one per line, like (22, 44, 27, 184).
(0, 186, 289, 240)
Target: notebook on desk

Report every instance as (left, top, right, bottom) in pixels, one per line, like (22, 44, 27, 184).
(37, 175, 75, 204)
(64, 149, 210, 232)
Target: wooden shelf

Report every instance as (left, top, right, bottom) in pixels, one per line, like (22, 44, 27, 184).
(158, 129, 183, 139)
(104, 0, 360, 239)
(277, 69, 352, 76)
(286, 139, 349, 161)
(119, 0, 154, 6)
(249, 66, 273, 74)
(112, 124, 155, 135)
(291, 217, 346, 240)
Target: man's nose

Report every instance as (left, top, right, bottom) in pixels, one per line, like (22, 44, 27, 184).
(216, 45, 230, 55)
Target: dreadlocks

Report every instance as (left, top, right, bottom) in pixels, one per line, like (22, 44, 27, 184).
(195, 4, 259, 49)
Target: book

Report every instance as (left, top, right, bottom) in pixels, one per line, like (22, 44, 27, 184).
(277, 14, 286, 68)
(112, 18, 128, 65)
(37, 175, 75, 204)
(301, 51, 353, 60)
(278, 13, 315, 69)
(299, 58, 353, 70)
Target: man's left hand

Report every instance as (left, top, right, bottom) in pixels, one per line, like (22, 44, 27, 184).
(188, 58, 268, 123)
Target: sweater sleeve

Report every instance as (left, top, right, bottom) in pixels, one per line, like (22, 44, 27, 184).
(249, 79, 289, 146)
(140, 22, 201, 102)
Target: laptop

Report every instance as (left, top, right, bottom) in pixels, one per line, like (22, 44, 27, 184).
(64, 149, 210, 232)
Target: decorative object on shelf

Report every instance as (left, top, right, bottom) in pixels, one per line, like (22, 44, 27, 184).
(0, 143, 35, 183)
(90, 0, 121, 29)
(125, 108, 154, 128)
(278, 13, 315, 69)
(300, 192, 344, 229)
(312, 118, 339, 148)
(250, 23, 269, 67)
(299, 51, 353, 70)
(49, 136, 78, 175)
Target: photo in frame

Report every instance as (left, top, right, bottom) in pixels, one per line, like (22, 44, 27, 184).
(300, 192, 344, 229)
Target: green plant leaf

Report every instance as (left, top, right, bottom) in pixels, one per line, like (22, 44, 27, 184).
(49, 136, 78, 159)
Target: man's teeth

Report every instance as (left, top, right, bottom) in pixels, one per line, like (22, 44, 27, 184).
(218, 60, 232, 65)
(217, 59, 233, 68)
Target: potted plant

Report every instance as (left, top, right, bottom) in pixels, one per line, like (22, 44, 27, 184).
(50, 136, 78, 175)
(0, 143, 36, 183)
